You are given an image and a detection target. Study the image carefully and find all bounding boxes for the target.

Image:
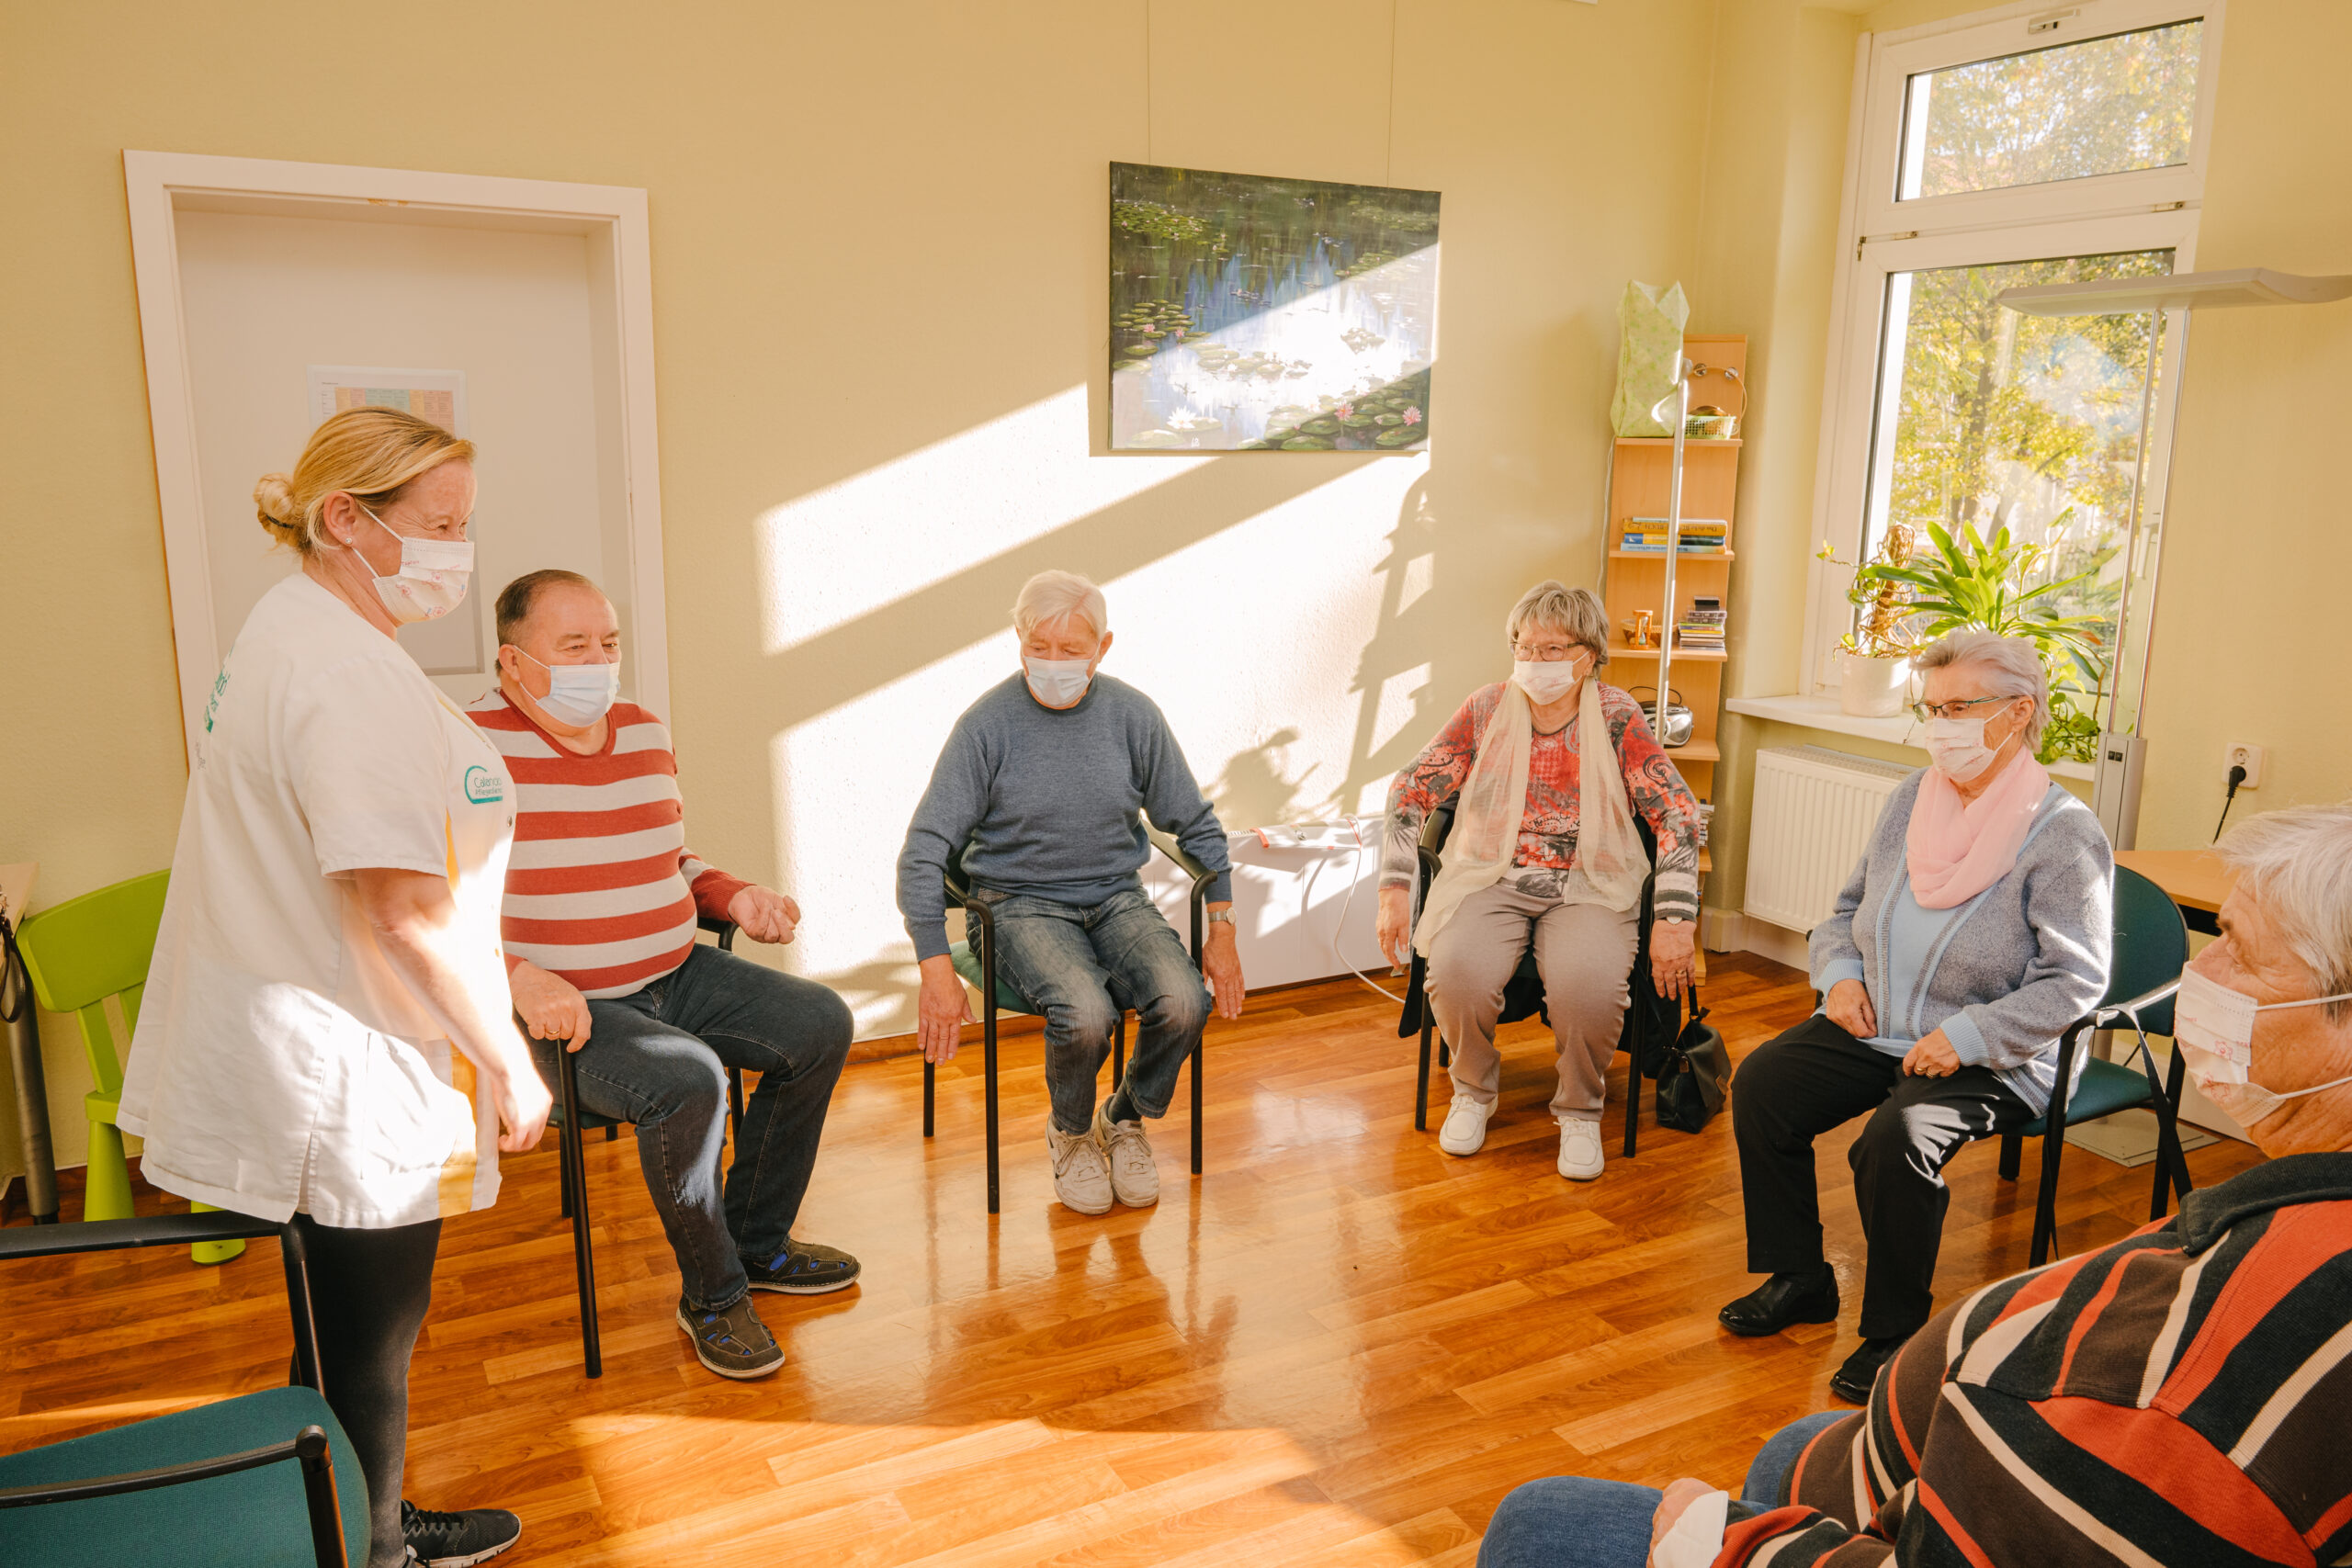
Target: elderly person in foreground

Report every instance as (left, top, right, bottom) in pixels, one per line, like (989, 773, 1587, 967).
(1478, 797, 2352, 1568)
(1718, 630, 2111, 1403)
(1376, 581, 1703, 1181)
(897, 570, 1245, 1215)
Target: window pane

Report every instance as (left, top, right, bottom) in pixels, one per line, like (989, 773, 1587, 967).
(1859, 251, 2174, 714)
(1897, 21, 2203, 200)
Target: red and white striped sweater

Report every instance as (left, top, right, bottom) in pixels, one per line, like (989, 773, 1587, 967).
(466, 693, 746, 998)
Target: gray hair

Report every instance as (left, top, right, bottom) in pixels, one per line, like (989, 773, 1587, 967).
(1914, 629, 2049, 749)
(2216, 801, 2352, 1024)
(1505, 581, 1611, 670)
(1011, 570, 1108, 639)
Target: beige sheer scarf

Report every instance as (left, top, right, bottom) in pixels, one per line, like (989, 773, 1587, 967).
(1412, 677, 1647, 956)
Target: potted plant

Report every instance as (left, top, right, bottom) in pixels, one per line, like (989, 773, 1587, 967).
(1855, 519, 2109, 765)
(1819, 525, 1919, 717)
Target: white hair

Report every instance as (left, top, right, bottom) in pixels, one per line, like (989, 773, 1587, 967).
(2216, 800, 2352, 1024)
(1505, 581, 1611, 669)
(1011, 570, 1107, 640)
(1914, 629, 2050, 749)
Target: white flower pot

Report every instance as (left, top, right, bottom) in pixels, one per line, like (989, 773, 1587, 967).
(1838, 652, 1911, 718)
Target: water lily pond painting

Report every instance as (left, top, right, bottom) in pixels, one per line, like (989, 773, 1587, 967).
(1110, 162, 1439, 452)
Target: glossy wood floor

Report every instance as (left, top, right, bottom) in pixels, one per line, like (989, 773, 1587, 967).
(3, 953, 2262, 1565)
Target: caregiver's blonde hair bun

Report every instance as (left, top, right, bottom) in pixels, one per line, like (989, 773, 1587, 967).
(254, 406, 476, 555)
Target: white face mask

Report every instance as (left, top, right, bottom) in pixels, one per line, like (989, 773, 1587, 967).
(2174, 964, 2352, 1126)
(1924, 712, 2001, 783)
(1512, 654, 1589, 706)
(1023, 656, 1093, 707)
(512, 647, 619, 728)
(357, 503, 472, 625)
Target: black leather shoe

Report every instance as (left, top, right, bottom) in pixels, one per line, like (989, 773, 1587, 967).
(1830, 1335, 1910, 1404)
(1718, 1269, 1840, 1337)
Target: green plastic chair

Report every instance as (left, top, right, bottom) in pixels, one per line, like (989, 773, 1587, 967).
(1997, 863, 2195, 1266)
(16, 871, 243, 1265)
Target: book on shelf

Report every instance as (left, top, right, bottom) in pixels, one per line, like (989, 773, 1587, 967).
(1619, 517, 1729, 554)
(1677, 596, 1728, 650)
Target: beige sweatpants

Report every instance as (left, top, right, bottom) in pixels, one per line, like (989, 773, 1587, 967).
(1427, 880, 1641, 1122)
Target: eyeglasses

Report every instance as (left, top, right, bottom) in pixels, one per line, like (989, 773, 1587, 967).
(1510, 641, 1587, 663)
(1911, 694, 2013, 723)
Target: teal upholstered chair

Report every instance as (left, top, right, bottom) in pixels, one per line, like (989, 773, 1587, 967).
(931, 828, 1216, 1213)
(2000, 863, 2196, 1266)
(0, 1212, 367, 1567)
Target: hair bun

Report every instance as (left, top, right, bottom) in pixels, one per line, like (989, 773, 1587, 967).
(254, 473, 303, 545)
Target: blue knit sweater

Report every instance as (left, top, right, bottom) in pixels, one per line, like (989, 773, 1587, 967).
(1809, 770, 2113, 1114)
(896, 674, 1233, 962)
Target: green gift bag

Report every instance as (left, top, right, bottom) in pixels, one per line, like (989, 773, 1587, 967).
(1610, 280, 1690, 437)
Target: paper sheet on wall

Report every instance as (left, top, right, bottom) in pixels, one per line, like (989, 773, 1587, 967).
(303, 367, 484, 676)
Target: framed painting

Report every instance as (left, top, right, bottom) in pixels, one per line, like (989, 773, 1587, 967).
(1109, 163, 1439, 452)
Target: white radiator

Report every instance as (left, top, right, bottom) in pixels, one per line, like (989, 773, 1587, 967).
(1746, 746, 1912, 933)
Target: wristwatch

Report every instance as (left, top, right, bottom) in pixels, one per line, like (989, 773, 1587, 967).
(1206, 909, 1237, 927)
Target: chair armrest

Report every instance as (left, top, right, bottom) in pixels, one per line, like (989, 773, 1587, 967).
(0, 1210, 283, 1263)
(695, 916, 739, 952)
(943, 843, 975, 911)
(1146, 827, 1216, 897)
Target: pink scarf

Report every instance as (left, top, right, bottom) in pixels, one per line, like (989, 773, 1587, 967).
(1905, 749, 2052, 909)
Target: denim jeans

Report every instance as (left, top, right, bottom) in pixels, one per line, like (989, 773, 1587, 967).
(1476, 1412, 1850, 1567)
(536, 943, 853, 1311)
(979, 885, 1209, 1135)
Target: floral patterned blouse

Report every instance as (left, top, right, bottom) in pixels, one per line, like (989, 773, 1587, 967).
(1382, 681, 1702, 922)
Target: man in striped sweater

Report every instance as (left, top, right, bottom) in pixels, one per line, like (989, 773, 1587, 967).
(469, 570, 855, 1382)
(1476, 800, 2352, 1567)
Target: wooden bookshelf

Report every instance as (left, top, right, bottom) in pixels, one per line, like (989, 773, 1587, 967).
(1600, 333, 1745, 812)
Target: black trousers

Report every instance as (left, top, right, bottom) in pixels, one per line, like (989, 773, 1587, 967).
(291, 1213, 443, 1568)
(1731, 1013, 2031, 1339)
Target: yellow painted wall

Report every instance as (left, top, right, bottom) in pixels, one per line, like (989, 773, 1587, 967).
(0, 0, 1723, 1179)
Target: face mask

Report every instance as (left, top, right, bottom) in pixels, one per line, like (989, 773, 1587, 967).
(1923, 712, 1999, 783)
(1023, 656, 1094, 706)
(1512, 654, 1588, 705)
(2174, 964, 2352, 1125)
(357, 503, 472, 625)
(512, 647, 619, 728)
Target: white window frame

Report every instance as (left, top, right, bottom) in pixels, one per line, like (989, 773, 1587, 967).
(1799, 0, 2226, 694)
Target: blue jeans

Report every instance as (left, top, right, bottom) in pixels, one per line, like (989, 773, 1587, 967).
(1476, 1412, 1850, 1568)
(535, 943, 854, 1311)
(978, 886, 1209, 1135)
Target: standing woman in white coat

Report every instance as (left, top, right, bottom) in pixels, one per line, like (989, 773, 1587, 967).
(119, 407, 548, 1568)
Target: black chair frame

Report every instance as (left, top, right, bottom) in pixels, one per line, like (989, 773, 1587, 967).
(551, 916, 743, 1379)
(2007, 978, 2196, 1267)
(1401, 804, 1662, 1159)
(0, 1212, 351, 1567)
(932, 829, 1216, 1214)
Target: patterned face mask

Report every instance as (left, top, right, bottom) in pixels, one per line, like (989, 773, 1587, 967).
(358, 503, 472, 625)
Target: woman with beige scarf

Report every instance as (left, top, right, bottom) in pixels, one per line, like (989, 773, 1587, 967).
(1376, 581, 1703, 1180)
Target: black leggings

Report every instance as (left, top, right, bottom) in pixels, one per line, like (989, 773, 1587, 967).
(292, 1213, 442, 1568)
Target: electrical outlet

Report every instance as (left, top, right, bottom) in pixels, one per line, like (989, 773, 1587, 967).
(2225, 743, 2267, 789)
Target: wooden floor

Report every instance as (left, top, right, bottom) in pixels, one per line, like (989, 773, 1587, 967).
(3, 953, 2262, 1565)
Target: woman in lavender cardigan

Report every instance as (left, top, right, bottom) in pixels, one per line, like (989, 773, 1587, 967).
(1718, 630, 2111, 1403)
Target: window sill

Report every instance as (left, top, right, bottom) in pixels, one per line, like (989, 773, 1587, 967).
(1724, 694, 2095, 782)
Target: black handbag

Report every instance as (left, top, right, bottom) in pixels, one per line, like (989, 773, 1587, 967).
(1655, 987, 1732, 1134)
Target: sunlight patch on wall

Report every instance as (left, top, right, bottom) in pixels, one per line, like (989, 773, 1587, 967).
(1371, 664, 1430, 755)
(755, 386, 1209, 655)
(773, 453, 1427, 1036)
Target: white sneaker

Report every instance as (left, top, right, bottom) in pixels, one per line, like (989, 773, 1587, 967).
(1047, 1125, 1114, 1214)
(1557, 1118, 1605, 1180)
(1092, 1103, 1160, 1208)
(1437, 1094, 1492, 1156)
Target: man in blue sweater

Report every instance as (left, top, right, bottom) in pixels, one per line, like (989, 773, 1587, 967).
(897, 570, 1246, 1214)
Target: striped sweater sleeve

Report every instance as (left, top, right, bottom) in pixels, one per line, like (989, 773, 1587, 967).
(1718, 1181, 2352, 1567)
(468, 693, 723, 999)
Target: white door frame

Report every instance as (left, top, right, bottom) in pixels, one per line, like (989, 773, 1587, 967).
(123, 150, 669, 754)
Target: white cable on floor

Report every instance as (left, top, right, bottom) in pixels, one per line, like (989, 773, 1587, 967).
(1330, 820, 1408, 1005)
